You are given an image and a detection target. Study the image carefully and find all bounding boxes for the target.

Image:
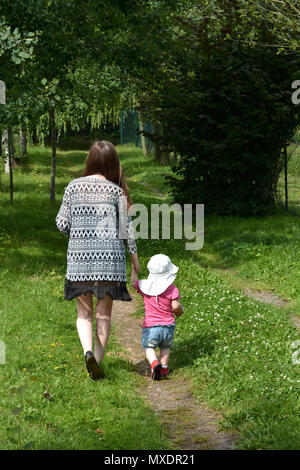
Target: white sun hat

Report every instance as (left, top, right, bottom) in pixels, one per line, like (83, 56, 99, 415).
(139, 254, 178, 298)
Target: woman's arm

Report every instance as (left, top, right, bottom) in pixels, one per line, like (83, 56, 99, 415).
(130, 253, 139, 288)
(131, 266, 139, 288)
(118, 192, 137, 255)
(55, 183, 71, 236)
(131, 252, 140, 274)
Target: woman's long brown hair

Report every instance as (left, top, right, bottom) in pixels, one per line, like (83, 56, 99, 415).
(83, 140, 132, 207)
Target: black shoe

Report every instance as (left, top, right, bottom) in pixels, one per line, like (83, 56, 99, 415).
(85, 351, 104, 380)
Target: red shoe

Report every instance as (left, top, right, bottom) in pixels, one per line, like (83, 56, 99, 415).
(160, 366, 169, 378)
(150, 360, 161, 381)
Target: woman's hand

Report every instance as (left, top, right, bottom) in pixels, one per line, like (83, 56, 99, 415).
(131, 266, 138, 288)
(131, 252, 140, 274)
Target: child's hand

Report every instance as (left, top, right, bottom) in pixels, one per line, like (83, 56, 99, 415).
(174, 309, 184, 318)
(171, 300, 184, 317)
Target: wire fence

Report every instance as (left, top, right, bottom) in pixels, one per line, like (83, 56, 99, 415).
(277, 130, 300, 215)
(120, 109, 154, 155)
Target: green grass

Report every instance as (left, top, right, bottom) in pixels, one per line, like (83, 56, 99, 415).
(197, 214, 300, 312)
(120, 144, 174, 196)
(1, 144, 300, 450)
(173, 266, 300, 449)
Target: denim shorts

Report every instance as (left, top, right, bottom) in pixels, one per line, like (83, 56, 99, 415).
(141, 325, 176, 349)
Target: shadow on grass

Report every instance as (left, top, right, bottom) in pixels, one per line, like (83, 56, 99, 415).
(105, 357, 137, 377)
(171, 333, 217, 371)
(133, 333, 217, 379)
(19, 148, 87, 177)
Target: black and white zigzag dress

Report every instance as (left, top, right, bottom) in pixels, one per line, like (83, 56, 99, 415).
(55, 175, 137, 301)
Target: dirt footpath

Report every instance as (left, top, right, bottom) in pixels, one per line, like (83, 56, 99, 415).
(112, 295, 238, 450)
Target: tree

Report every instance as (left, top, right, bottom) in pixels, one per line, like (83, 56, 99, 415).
(137, 0, 300, 215)
(0, 0, 142, 201)
(239, 0, 300, 52)
(19, 127, 27, 158)
(0, 16, 38, 201)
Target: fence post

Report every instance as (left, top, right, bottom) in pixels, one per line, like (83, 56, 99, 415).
(284, 145, 288, 211)
(135, 110, 140, 148)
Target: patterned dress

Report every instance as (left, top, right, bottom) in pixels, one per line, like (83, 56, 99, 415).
(55, 175, 137, 301)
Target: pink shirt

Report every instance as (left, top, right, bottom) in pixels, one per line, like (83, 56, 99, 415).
(135, 280, 180, 328)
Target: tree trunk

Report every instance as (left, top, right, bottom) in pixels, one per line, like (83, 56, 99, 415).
(32, 127, 38, 145)
(138, 114, 148, 157)
(49, 107, 56, 202)
(4, 129, 9, 174)
(154, 123, 161, 162)
(7, 127, 14, 203)
(0, 134, 2, 189)
(160, 142, 169, 166)
(160, 126, 169, 166)
(20, 127, 27, 159)
(159, 125, 170, 166)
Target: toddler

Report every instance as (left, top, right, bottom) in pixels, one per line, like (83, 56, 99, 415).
(131, 254, 184, 380)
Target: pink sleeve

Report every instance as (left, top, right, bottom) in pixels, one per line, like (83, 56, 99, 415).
(170, 285, 180, 300)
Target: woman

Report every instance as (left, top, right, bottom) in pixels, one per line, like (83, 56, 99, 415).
(55, 140, 139, 380)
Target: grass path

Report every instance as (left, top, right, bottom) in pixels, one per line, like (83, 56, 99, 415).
(112, 293, 238, 450)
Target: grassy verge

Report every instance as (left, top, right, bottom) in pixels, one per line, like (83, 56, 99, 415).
(197, 213, 300, 312)
(0, 145, 170, 450)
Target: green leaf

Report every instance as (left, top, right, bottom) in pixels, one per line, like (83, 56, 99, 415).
(0, 31, 9, 41)
(52, 78, 59, 85)
(18, 51, 31, 59)
(41, 78, 47, 86)
(11, 56, 21, 64)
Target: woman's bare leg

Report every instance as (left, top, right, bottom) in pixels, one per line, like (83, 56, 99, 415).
(76, 293, 94, 355)
(94, 295, 113, 363)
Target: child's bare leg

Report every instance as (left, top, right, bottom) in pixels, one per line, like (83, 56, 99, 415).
(160, 348, 170, 366)
(145, 347, 157, 364)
